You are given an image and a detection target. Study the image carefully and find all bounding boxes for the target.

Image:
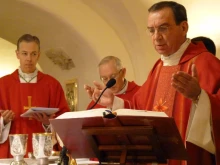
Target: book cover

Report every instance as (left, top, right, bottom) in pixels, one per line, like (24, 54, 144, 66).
(21, 107, 59, 117)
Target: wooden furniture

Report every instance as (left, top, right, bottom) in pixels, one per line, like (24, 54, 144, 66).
(51, 112, 188, 165)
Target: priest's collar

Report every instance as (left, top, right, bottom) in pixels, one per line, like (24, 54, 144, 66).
(161, 38, 191, 66)
(115, 79, 128, 95)
(18, 67, 38, 83)
(18, 67, 38, 78)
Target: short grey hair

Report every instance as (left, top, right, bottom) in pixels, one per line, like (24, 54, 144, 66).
(98, 56, 123, 71)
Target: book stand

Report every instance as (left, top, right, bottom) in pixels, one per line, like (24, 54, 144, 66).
(82, 126, 167, 164)
(50, 114, 188, 165)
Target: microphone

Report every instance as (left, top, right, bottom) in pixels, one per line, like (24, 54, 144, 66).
(105, 78, 116, 88)
(89, 78, 116, 109)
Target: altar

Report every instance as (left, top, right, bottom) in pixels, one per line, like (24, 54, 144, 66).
(0, 157, 99, 165)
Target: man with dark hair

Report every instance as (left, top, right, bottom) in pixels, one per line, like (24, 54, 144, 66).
(0, 34, 70, 158)
(16, 34, 40, 50)
(192, 36, 216, 55)
(89, 1, 220, 165)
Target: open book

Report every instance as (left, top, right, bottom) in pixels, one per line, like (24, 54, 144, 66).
(21, 107, 59, 117)
(56, 108, 168, 119)
(50, 108, 188, 163)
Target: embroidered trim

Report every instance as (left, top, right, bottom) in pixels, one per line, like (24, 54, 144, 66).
(19, 74, 37, 83)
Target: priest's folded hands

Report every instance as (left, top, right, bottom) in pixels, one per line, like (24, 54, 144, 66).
(0, 110, 15, 125)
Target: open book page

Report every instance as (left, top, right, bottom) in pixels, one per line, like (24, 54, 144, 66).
(21, 107, 59, 117)
(115, 109, 168, 117)
(56, 108, 167, 119)
(56, 108, 107, 119)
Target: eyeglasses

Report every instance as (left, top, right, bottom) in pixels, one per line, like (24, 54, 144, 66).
(100, 69, 122, 83)
(147, 24, 172, 36)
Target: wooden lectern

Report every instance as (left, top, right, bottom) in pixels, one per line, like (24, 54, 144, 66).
(50, 111, 188, 165)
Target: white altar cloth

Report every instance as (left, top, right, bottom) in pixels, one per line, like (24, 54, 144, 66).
(0, 157, 99, 165)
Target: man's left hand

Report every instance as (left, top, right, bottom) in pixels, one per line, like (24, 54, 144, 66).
(171, 64, 201, 101)
(31, 112, 55, 125)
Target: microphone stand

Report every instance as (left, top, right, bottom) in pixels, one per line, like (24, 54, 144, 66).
(89, 78, 116, 109)
(89, 87, 108, 109)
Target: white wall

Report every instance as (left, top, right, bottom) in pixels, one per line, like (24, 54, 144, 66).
(0, 38, 20, 77)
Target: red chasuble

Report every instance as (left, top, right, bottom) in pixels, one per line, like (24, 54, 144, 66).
(0, 70, 70, 158)
(124, 42, 220, 165)
(87, 81, 140, 109)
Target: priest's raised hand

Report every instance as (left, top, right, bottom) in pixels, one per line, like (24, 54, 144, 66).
(171, 63, 201, 102)
(91, 80, 115, 109)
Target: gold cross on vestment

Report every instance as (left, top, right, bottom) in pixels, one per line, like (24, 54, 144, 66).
(24, 96, 36, 119)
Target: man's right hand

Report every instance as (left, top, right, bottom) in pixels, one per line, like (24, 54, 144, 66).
(91, 81, 115, 108)
(0, 110, 15, 125)
(84, 84, 94, 99)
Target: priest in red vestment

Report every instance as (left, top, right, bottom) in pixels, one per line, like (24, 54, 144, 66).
(88, 2, 220, 165)
(85, 56, 140, 110)
(0, 34, 70, 158)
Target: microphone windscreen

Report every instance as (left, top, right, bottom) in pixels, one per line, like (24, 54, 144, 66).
(106, 78, 116, 88)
